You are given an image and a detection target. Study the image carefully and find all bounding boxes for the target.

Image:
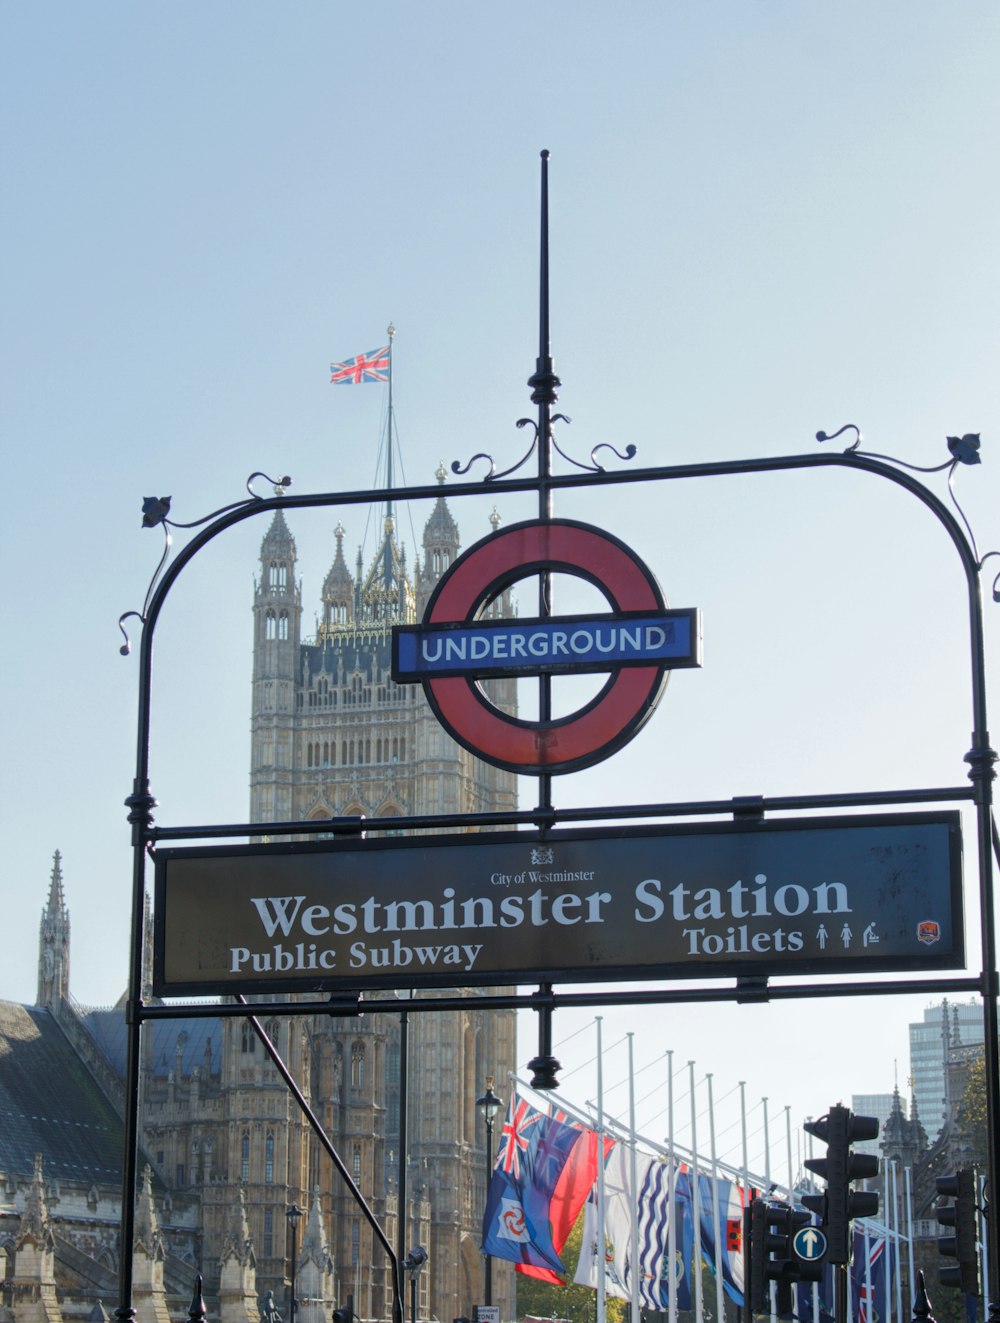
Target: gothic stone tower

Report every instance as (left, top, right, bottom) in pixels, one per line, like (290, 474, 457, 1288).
(248, 470, 517, 1320)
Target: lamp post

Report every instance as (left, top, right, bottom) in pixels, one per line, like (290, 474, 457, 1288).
(401, 1246, 427, 1323)
(475, 1076, 503, 1307)
(285, 1203, 303, 1323)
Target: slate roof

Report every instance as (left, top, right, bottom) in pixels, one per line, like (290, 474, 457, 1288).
(80, 1009, 221, 1079)
(0, 1002, 123, 1185)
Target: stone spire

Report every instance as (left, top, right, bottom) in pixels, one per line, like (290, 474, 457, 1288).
(218, 1188, 260, 1323)
(12, 1155, 61, 1323)
(321, 521, 355, 632)
(294, 1189, 334, 1323)
(132, 1167, 171, 1323)
(37, 852, 70, 1007)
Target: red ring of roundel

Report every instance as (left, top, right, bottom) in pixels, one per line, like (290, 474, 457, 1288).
(422, 519, 669, 774)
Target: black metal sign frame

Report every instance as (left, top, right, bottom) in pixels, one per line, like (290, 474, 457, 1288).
(113, 153, 1000, 1323)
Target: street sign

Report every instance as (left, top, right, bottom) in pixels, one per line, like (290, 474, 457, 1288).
(793, 1226, 827, 1262)
(392, 519, 701, 774)
(153, 810, 963, 996)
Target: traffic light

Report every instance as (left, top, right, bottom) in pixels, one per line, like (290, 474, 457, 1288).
(935, 1169, 979, 1296)
(745, 1197, 823, 1315)
(803, 1104, 879, 1263)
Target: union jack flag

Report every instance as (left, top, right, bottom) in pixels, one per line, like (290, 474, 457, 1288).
(329, 345, 390, 384)
(498, 1097, 543, 1179)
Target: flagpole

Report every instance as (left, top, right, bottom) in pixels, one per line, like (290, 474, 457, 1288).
(739, 1080, 751, 1323)
(762, 1098, 774, 1323)
(385, 323, 395, 522)
(890, 1162, 902, 1323)
(596, 1017, 606, 1323)
(689, 1063, 704, 1323)
(805, 1117, 819, 1323)
(667, 1052, 677, 1323)
(707, 1074, 725, 1323)
(863, 1223, 873, 1323)
(785, 1107, 793, 1203)
(628, 1034, 640, 1323)
(904, 1165, 915, 1316)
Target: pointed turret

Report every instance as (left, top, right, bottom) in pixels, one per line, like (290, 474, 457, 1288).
(37, 852, 70, 1007)
(359, 513, 414, 627)
(11, 1155, 61, 1323)
(250, 511, 303, 823)
(218, 1189, 260, 1323)
(254, 512, 301, 659)
(293, 1190, 333, 1323)
(131, 1166, 171, 1323)
(321, 522, 354, 631)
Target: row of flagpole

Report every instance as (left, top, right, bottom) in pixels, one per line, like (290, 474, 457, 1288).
(509, 1016, 923, 1323)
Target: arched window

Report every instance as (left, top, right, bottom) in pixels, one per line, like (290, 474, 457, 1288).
(353, 1145, 362, 1180)
(265, 1132, 275, 1184)
(240, 1024, 256, 1054)
(351, 1042, 365, 1089)
(263, 1208, 273, 1257)
(307, 744, 313, 768)
(265, 610, 276, 640)
(278, 611, 289, 640)
(241, 1132, 250, 1182)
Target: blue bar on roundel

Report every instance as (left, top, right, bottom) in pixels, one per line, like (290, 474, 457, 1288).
(392, 610, 701, 682)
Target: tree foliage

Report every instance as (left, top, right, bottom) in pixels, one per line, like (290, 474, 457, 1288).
(514, 1213, 625, 1323)
(956, 1051, 988, 1168)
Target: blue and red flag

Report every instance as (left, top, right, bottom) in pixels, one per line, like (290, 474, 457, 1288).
(518, 1111, 613, 1284)
(483, 1092, 590, 1276)
(329, 346, 390, 384)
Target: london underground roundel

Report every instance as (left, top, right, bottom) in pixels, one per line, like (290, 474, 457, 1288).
(391, 519, 701, 775)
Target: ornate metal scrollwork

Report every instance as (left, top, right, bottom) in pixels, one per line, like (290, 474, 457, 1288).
(818, 425, 997, 598)
(451, 413, 637, 482)
(118, 472, 292, 655)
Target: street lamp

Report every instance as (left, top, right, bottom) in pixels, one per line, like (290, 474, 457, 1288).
(285, 1203, 303, 1323)
(475, 1076, 503, 1307)
(402, 1246, 427, 1323)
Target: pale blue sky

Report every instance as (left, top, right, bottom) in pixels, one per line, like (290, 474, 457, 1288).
(2, 1, 998, 1171)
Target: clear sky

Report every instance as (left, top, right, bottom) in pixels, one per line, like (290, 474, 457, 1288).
(2, 2, 998, 1178)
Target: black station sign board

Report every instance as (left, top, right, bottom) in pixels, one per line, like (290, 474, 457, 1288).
(153, 810, 963, 996)
(391, 519, 702, 776)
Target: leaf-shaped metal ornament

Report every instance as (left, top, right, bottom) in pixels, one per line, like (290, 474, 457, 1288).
(946, 434, 981, 465)
(141, 496, 172, 527)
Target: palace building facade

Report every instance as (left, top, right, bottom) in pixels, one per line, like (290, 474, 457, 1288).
(1, 474, 519, 1323)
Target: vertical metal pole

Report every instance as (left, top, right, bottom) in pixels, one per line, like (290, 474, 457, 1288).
(667, 1051, 677, 1323)
(596, 1017, 606, 1323)
(628, 1034, 640, 1323)
(708, 1074, 725, 1323)
(484, 1111, 494, 1307)
(289, 1216, 299, 1323)
(528, 148, 561, 823)
(904, 1166, 916, 1315)
(689, 1063, 703, 1323)
(397, 1003, 409, 1318)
